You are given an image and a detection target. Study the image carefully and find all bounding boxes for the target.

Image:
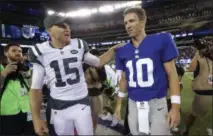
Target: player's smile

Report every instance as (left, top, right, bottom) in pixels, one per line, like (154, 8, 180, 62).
(127, 29, 133, 34)
(63, 27, 71, 38)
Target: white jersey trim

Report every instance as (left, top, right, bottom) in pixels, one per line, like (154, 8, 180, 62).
(31, 63, 45, 90)
(83, 52, 100, 67)
(30, 46, 39, 57)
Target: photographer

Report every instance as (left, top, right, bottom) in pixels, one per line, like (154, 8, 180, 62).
(0, 44, 35, 135)
(183, 36, 213, 136)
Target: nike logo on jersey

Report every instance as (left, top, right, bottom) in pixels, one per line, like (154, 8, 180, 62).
(70, 50, 78, 54)
(157, 108, 164, 111)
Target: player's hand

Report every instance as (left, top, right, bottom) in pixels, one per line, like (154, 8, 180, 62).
(167, 107, 180, 128)
(114, 106, 121, 120)
(33, 119, 49, 136)
(2, 62, 18, 77)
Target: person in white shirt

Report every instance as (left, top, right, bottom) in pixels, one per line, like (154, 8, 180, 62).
(29, 15, 121, 136)
(101, 64, 120, 127)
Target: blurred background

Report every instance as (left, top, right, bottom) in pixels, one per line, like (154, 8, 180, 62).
(0, 1, 212, 135)
(0, 0, 212, 69)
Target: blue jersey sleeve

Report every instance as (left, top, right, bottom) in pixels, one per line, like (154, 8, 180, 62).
(161, 33, 179, 62)
(115, 51, 125, 71)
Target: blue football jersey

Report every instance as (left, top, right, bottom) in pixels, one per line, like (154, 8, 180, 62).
(115, 32, 178, 101)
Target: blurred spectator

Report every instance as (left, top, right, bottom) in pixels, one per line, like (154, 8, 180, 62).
(183, 37, 213, 136)
(0, 44, 35, 135)
(72, 1, 211, 33)
(176, 46, 196, 68)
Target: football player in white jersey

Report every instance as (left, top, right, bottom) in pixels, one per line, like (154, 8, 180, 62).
(29, 15, 121, 136)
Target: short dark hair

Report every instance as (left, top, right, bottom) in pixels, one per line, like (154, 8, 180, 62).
(4, 44, 20, 53)
(123, 7, 147, 21)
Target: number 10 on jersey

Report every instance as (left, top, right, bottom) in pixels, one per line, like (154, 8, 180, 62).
(126, 58, 154, 87)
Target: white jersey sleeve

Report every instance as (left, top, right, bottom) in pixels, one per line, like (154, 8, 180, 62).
(81, 39, 100, 67)
(31, 63, 45, 89)
(84, 52, 100, 67)
(29, 44, 45, 89)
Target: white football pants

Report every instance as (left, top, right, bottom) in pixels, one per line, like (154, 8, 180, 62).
(128, 97, 172, 135)
(50, 103, 93, 135)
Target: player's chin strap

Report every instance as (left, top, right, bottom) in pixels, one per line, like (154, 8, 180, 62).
(171, 95, 181, 104)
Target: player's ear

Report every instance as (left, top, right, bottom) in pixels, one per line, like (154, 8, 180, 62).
(48, 27, 54, 37)
(48, 26, 54, 34)
(140, 20, 146, 24)
(140, 20, 146, 29)
(140, 16, 147, 24)
(4, 52, 8, 57)
(48, 28, 51, 33)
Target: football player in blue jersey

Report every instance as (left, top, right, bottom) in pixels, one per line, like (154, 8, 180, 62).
(114, 7, 181, 135)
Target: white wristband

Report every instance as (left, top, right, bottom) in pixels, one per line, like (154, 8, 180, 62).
(118, 91, 127, 98)
(115, 87, 119, 93)
(171, 95, 181, 104)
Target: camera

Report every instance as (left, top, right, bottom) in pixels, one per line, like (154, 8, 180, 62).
(6, 62, 30, 80)
(17, 62, 30, 72)
(193, 36, 213, 61)
(193, 36, 209, 50)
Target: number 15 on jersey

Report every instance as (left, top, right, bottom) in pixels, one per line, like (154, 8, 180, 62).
(50, 57, 80, 87)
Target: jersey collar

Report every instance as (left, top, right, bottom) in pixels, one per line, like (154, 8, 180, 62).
(129, 35, 148, 49)
(48, 41, 67, 50)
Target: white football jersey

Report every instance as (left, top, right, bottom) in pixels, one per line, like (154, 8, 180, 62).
(30, 39, 90, 100)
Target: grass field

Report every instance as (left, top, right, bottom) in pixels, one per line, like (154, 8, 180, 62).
(119, 72, 212, 136)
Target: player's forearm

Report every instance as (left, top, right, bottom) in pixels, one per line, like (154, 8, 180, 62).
(169, 72, 180, 95)
(99, 48, 115, 67)
(30, 89, 43, 120)
(168, 70, 181, 110)
(116, 77, 127, 108)
(164, 60, 181, 110)
(115, 96, 123, 110)
(115, 91, 126, 112)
